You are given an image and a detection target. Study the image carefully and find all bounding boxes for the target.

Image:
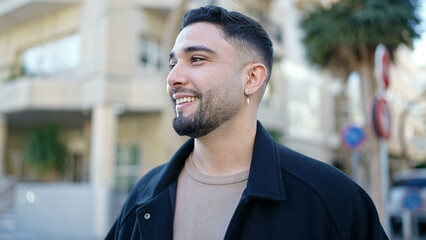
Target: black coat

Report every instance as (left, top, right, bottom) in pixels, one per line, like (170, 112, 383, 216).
(106, 121, 388, 240)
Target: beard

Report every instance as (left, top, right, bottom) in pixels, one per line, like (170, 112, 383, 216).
(172, 83, 242, 138)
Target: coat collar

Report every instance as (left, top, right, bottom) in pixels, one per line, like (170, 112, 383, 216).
(136, 121, 286, 205)
(246, 121, 286, 201)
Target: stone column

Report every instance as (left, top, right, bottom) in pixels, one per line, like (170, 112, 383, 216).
(90, 103, 117, 238)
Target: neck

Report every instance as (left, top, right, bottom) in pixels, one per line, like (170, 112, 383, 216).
(191, 115, 257, 176)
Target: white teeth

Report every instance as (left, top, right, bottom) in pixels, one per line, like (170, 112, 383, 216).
(176, 97, 198, 105)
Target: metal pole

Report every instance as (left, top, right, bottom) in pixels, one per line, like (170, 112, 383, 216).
(380, 138, 390, 235)
(351, 151, 361, 185)
(402, 210, 413, 240)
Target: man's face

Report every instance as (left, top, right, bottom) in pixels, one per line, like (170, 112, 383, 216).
(167, 22, 244, 138)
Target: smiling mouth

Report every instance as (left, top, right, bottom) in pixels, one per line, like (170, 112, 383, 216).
(176, 97, 199, 105)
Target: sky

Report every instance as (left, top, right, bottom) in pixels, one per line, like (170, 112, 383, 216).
(413, 2, 426, 66)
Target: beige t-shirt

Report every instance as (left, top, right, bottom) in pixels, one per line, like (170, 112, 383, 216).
(173, 158, 249, 240)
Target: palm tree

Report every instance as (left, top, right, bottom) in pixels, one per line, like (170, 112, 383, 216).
(301, 0, 420, 88)
(299, 0, 421, 222)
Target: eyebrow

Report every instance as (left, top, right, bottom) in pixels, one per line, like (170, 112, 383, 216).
(169, 45, 216, 61)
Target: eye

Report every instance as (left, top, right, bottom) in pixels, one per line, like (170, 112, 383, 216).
(191, 56, 205, 63)
(169, 62, 176, 70)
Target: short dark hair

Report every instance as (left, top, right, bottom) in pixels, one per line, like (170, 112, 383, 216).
(181, 5, 274, 83)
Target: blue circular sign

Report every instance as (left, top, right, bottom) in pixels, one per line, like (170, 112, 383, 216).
(342, 125, 365, 151)
(403, 190, 424, 213)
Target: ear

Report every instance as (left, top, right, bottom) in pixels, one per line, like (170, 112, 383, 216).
(243, 63, 268, 96)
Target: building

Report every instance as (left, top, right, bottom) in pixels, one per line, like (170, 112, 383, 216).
(0, 0, 304, 239)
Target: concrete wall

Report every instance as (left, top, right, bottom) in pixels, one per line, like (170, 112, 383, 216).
(15, 183, 94, 240)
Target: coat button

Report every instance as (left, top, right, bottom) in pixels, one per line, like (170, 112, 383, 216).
(144, 213, 151, 219)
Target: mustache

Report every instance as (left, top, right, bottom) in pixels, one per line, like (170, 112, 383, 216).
(172, 87, 202, 99)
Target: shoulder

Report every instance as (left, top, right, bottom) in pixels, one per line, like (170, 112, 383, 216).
(277, 143, 371, 207)
(276, 144, 385, 239)
(277, 144, 357, 195)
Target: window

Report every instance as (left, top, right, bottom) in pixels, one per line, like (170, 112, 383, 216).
(22, 33, 81, 76)
(139, 35, 161, 70)
(114, 143, 141, 194)
(281, 60, 322, 138)
(287, 78, 321, 137)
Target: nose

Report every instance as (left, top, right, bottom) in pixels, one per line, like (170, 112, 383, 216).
(167, 63, 188, 88)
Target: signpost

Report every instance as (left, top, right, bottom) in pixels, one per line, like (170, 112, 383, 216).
(374, 44, 391, 235)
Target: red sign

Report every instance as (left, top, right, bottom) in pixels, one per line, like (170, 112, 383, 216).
(375, 44, 391, 90)
(372, 97, 391, 139)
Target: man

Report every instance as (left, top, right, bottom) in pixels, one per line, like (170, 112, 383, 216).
(106, 5, 388, 240)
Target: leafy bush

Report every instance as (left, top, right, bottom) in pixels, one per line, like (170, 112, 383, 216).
(24, 124, 67, 177)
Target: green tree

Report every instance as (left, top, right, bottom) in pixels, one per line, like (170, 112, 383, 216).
(300, 0, 421, 220)
(24, 124, 67, 181)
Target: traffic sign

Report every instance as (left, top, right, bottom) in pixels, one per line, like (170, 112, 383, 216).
(375, 44, 391, 91)
(342, 125, 365, 151)
(373, 97, 391, 139)
(403, 189, 424, 213)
